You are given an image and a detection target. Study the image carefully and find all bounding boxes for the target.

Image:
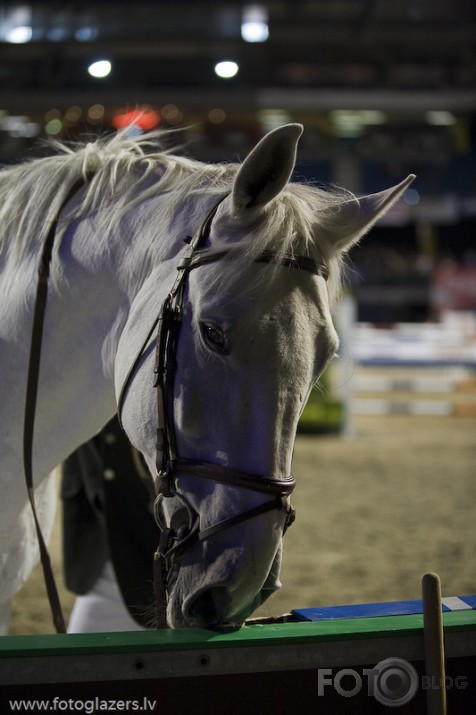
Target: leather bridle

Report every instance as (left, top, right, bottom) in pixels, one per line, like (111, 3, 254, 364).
(117, 192, 329, 627)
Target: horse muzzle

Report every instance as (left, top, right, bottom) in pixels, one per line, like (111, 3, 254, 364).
(151, 461, 295, 629)
(170, 547, 283, 629)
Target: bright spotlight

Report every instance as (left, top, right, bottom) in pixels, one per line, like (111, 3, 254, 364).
(425, 110, 457, 126)
(241, 5, 269, 42)
(6, 25, 32, 43)
(2, 6, 33, 43)
(214, 60, 239, 79)
(88, 60, 112, 78)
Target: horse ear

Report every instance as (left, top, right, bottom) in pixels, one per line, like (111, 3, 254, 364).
(231, 123, 303, 218)
(331, 174, 416, 253)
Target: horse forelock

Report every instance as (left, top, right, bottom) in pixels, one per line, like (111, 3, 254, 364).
(0, 128, 350, 302)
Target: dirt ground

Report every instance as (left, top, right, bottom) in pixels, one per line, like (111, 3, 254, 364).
(9, 414, 476, 635)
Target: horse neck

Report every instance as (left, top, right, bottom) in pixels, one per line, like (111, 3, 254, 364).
(3, 178, 209, 485)
(48, 190, 179, 404)
(41, 188, 188, 453)
(0, 196, 165, 486)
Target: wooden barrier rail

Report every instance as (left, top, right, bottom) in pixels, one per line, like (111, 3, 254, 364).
(1, 596, 475, 714)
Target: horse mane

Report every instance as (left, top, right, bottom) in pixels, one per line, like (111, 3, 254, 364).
(0, 128, 229, 258)
(0, 129, 351, 301)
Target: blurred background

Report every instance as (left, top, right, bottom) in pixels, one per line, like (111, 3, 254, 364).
(3, 0, 475, 632)
(1, 0, 475, 326)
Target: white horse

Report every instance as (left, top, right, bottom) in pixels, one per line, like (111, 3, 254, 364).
(0, 123, 414, 631)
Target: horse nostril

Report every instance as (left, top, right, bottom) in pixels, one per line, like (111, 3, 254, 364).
(185, 587, 229, 627)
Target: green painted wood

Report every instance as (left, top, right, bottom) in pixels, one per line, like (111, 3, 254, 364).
(1, 609, 475, 659)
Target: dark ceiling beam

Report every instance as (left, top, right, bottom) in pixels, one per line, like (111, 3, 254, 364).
(1, 87, 475, 115)
(259, 88, 476, 112)
(1, 23, 475, 58)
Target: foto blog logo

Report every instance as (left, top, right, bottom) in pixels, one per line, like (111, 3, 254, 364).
(317, 657, 467, 707)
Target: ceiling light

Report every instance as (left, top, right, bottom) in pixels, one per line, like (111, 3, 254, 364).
(75, 27, 98, 42)
(258, 109, 293, 132)
(5, 25, 32, 43)
(88, 60, 112, 79)
(330, 109, 387, 138)
(425, 111, 457, 126)
(2, 6, 32, 43)
(241, 5, 269, 43)
(214, 61, 239, 79)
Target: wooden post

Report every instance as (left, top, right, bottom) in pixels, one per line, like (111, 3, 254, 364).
(422, 572, 447, 715)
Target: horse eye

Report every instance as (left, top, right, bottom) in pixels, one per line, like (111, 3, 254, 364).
(200, 323, 229, 354)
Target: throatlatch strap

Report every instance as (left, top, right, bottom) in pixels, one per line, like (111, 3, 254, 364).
(23, 176, 90, 634)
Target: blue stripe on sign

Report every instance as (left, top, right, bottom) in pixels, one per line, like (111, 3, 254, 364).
(456, 595, 476, 609)
(292, 595, 476, 621)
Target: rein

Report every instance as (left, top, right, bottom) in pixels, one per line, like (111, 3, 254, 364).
(118, 192, 328, 628)
(23, 176, 91, 634)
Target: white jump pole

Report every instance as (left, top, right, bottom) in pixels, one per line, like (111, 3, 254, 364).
(335, 292, 357, 438)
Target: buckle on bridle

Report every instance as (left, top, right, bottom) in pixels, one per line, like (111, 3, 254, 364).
(155, 468, 175, 497)
(154, 490, 198, 537)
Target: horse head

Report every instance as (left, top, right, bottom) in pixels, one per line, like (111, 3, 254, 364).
(116, 124, 414, 628)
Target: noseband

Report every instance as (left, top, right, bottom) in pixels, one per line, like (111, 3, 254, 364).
(118, 192, 328, 627)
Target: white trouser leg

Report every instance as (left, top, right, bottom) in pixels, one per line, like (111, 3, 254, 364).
(67, 561, 144, 633)
(0, 599, 11, 635)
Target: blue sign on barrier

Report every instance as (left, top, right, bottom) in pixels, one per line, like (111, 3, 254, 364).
(293, 594, 476, 621)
